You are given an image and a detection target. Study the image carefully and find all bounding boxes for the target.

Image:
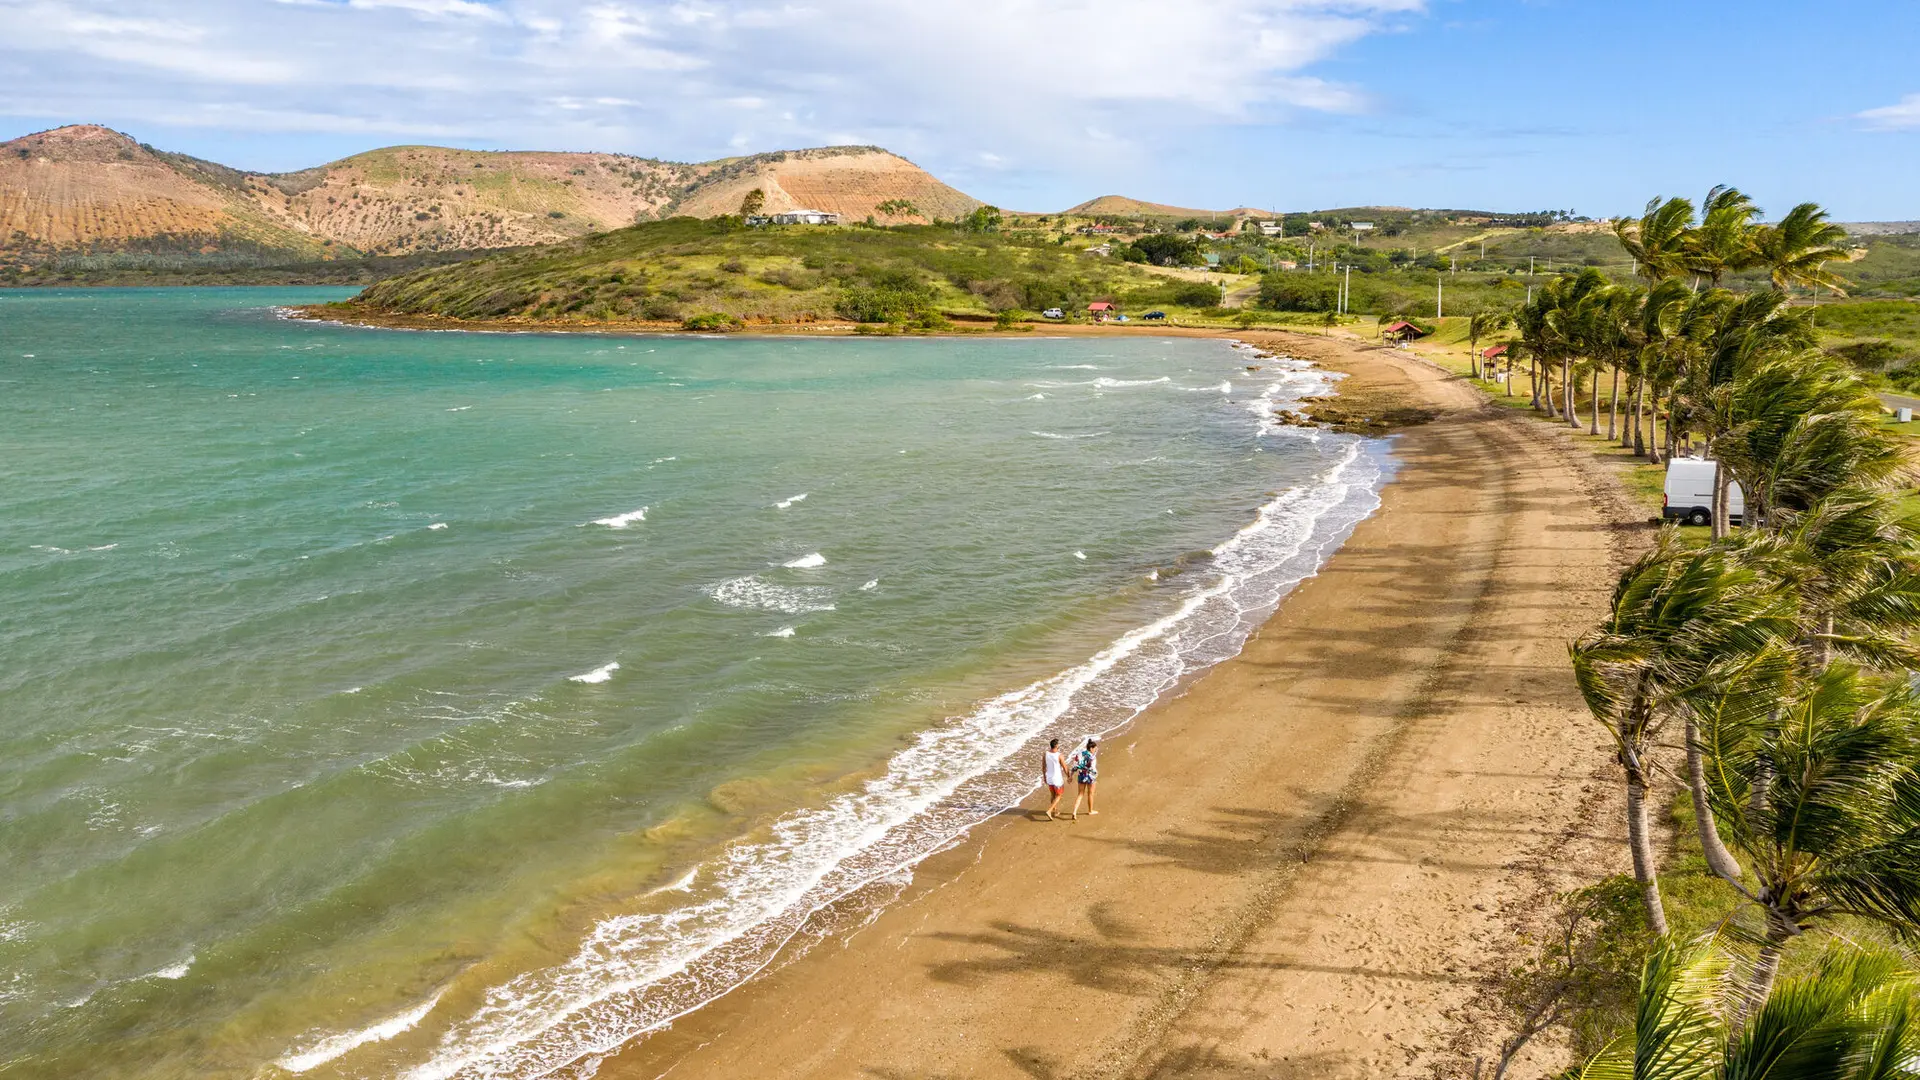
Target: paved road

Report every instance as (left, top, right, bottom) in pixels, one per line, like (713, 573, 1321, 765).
(1880, 391, 1920, 414)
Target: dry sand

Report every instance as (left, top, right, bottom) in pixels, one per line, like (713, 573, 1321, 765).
(578, 333, 1648, 1080)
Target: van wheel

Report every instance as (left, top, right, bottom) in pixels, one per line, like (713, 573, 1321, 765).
(1686, 508, 1711, 527)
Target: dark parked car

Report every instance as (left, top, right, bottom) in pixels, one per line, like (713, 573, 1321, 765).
(1141, 311, 1166, 320)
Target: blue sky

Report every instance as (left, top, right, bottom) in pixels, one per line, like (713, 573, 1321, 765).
(2, 0, 1916, 218)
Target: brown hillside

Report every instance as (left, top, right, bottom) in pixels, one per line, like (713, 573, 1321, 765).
(239, 145, 706, 256)
(0, 128, 987, 263)
(668, 148, 980, 223)
(1064, 194, 1228, 219)
(0, 126, 324, 257)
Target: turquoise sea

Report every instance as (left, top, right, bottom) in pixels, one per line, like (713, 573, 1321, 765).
(0, 288, 1389, 1079)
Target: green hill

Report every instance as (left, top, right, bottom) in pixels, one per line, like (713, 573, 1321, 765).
(332, 217, 1216, 327)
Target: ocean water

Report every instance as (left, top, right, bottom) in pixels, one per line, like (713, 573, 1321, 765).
(0, 288, 1391, 1079)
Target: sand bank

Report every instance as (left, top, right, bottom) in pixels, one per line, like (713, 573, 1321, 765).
(559, 334, 1646, 1079)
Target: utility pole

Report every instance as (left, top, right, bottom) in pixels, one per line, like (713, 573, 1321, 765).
(1344, 264, 1351, 316)
(1529, 255, 1535, 275)
(1437, 277, 1444, 320)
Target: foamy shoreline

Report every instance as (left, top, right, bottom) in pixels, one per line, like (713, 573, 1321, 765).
(278, 338, 1392, 1080)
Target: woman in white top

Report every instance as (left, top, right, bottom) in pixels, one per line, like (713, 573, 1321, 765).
(1041, 738, 1068, 820)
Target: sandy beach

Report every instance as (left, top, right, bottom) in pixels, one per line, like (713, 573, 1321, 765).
(564, 333, 1648, 1080)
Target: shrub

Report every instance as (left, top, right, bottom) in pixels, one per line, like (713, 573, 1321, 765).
(682, 312, 744, 332)
(1258, 272, 1339, 312)
(1828, 339, 1917, 373)
(835, 277, 937, 322)
(720, 258, 747, 274)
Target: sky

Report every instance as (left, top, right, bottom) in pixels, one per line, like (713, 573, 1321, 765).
(1, 0, 1917, 219)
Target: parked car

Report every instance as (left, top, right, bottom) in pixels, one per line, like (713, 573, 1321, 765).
(1142, 311, 1166, 320)
(1663, 457, 1744, 527)
(1042, 307, 1065, 319)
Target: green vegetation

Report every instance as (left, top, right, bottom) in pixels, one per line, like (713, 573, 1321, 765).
(339, 215, 1189, 326)
(1481, 188, 1920, 1077)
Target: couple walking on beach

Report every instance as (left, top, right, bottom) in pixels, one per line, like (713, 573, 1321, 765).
(1039, 737, 1097, 820)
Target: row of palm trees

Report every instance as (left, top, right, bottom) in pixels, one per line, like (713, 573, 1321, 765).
(1499, 190, 1854, 541)
(1551, 190, 1920, 1075)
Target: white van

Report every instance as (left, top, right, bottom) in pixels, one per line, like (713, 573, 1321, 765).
(1663, 458, 1744, 527)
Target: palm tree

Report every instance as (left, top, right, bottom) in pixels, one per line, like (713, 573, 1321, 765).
(1616, 196, 1695, 283)
(1701, 666, 1920, 1001)
(1572, 936, 1920, 1080)
(1684, 186, 1762, 288)
(1570, 540, 1798, 935)
(1468, 309, 1513, 380)
(1753, 202, 1852, 295)
(1713, 350, 1905, 531)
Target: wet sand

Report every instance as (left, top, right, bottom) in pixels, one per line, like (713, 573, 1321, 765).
(558, 332, 1645, 1080)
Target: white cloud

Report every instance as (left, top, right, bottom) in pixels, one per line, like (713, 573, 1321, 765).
(1858, 94, 1920, 131)
(0, 0, 1420, 185)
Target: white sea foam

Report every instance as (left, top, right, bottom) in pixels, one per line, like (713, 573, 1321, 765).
(1073, 551, 1087, 560)
(645, 868, 699, 897)
(860, 579, 879, 591)
(774, 494, 807, 509)
(1092, 376, 1171, 388)
(568, 663, 620, 684)
(1049, 364, 1098, 369)
(147, 957, 193, 980)
(447, 406, 473, 412)
(762, 626, 796, 638)
(648, 456, 677, 465)
(88, 543, 118, 551)
(781, 552, 826, 569)
(429, 523, 449, 531)
(1031, 431, 1109, 440)
(1026, 393, 1046, 400)
(585, 507, 648, 529)
(403, 356, 1383, 1080)
(280, 990, 447, 1074)
(705, 576, 836, 614)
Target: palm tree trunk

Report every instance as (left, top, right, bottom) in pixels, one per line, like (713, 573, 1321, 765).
(1684, 716, 1744, 881)
(1711, 458, 1731, 540)
(1607, 366, 1621, 441)
(1632, 378, 1647, 455)
(1563, 360, 1579, 427)
(1746, 908, 1796, 1010)
(1625, 762, 1670, 936)
(1589, 366, 1601, 435)
(1529, 357, 1541, 411)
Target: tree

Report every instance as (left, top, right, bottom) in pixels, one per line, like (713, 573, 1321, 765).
(1683, 186, 1762, 288)
(1572, 936, 1920, 1080)
(962, 204, 1004, 233)
(1468, 309, 1513, 379)
(739, 188, 765, 218)
(1702, 666, 1920, 1001)
(1131, 233, 1201, 267)
(1570, 539, 1798, 935)
(1753, 202, 1852, 294)
(1615, 196, 1695, 283)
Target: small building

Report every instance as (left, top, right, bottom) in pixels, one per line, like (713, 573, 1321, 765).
(1480, 344, 1508, 361)
(1088, 301, 1117, 321)
(1351, 222, 1375, 232)
(1085, 243, 1113, 257)
(1381, 320, 1429, 344)
(1276, 259, 1298, 270)
(767, 208, 840, 225)
(1259, 221, 1283, 236)
(1202, 253, 1222, 268)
